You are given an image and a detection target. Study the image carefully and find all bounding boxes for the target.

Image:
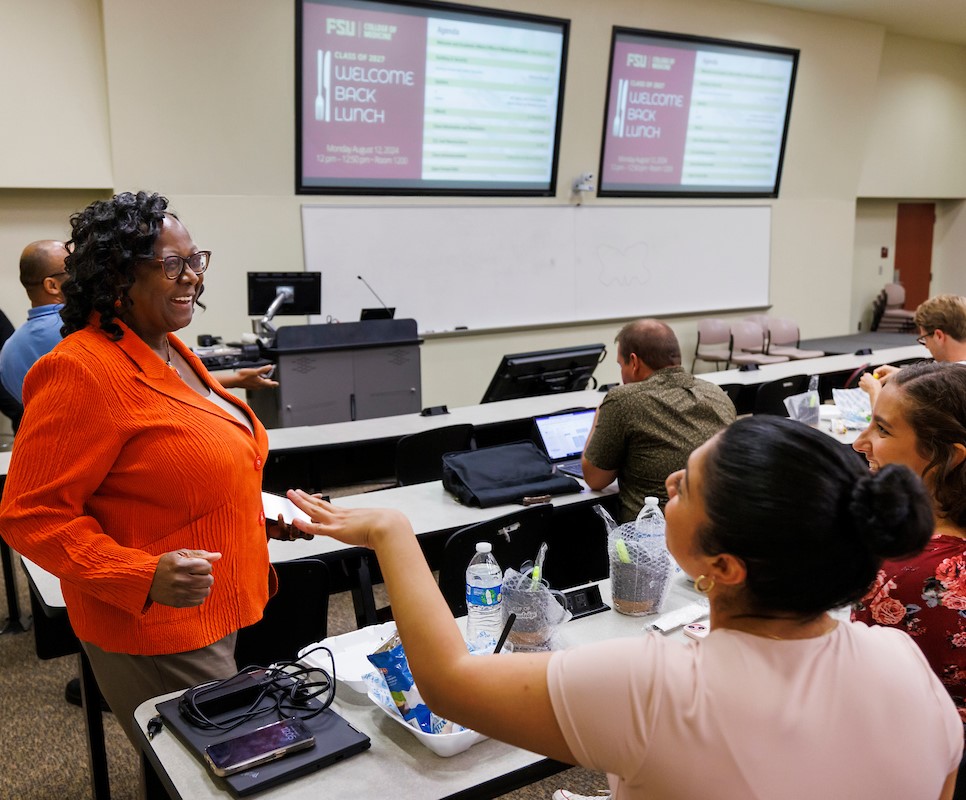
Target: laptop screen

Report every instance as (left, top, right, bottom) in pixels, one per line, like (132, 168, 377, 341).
(534, 409, 596, 461)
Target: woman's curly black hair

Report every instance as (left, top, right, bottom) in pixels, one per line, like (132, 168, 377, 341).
(62, 191, 171, 339)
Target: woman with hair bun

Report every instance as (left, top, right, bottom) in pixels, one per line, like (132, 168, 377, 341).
(286, 416, 961, 800)
(853, 363, 966, 747)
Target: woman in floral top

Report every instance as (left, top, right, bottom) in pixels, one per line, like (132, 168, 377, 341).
(852, 361, 966, 722)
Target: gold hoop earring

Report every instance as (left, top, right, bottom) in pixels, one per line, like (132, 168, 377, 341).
(694, 574, 715, 594)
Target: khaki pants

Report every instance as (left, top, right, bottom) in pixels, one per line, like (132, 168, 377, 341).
(82, 633, 238, 747)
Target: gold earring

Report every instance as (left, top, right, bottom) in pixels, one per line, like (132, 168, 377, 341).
(694, 574, 715, 594)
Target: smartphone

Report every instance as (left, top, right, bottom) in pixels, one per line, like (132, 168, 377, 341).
(683, 622, 710, 640)
(204, 718, 315, 777)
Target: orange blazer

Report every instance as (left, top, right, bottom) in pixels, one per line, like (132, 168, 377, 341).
(0, 319, 273, 655)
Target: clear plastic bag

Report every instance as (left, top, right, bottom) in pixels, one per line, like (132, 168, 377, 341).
(608, 515, 672, 615)
(832, 388, 873, 429)
(500, 567, 571, 651)
(783, 390, 821, 426)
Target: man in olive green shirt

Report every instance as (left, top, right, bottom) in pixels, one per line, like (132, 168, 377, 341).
(582, 319, 736, 522)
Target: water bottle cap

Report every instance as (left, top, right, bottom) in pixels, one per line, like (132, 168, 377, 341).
(475, 542, 492, 554)
(644, 496, 659, 506)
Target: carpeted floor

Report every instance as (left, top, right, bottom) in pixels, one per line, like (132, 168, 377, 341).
(0, 484, 607, 799)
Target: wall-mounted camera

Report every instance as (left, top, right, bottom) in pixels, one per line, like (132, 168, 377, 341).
(573, 172, 595, 193)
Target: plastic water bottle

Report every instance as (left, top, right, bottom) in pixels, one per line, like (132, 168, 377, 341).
(635, 496, 665, 536)
(465, 542, 503, 642)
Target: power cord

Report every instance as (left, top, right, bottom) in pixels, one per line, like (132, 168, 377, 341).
(176, 645, 337, 733)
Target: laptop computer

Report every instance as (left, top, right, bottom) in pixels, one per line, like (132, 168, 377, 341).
(156, 673, 370, 797)
(533, 408, 596, 479)
(360, 307, 395, 320)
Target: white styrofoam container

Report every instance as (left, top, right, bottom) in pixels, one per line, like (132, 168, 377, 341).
(366, 691, 487, 757)
(298, 621, 397, 693)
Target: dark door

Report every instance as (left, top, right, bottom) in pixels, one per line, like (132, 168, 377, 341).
(895, 203, 935, 309)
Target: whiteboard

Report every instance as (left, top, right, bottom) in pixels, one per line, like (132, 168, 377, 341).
(301, 204, 770, 333)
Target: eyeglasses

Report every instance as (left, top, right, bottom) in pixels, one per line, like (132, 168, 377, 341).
(144, 251, 211, 280)
(916, 331, 935, 346)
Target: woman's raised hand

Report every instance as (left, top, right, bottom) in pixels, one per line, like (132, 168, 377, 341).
(285, 489, 410, 550)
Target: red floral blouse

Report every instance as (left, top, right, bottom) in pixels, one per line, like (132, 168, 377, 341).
(852, 534, 966, 722)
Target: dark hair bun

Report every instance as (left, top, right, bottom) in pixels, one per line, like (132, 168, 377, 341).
(850, 464, 933, 559)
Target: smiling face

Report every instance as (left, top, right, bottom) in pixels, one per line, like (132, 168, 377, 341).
(853, 381, 930, 477)
(664, 437, 715, 577)
(123, 215, 202, 347)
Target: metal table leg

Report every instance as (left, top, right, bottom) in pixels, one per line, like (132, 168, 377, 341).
(80, 650, 112, 800)
(1, 541, 30, 634)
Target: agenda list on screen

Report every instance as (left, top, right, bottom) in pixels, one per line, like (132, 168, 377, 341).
(298, 0, 567, 194)
(599, 29, 798, 197)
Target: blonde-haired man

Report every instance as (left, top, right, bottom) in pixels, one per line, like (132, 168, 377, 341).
(862, 294, 966, 403)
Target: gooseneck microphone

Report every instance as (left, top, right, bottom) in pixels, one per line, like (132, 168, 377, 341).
(357, 275, 391, 313)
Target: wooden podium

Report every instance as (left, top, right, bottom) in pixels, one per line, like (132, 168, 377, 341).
(249, 320, 421, 428)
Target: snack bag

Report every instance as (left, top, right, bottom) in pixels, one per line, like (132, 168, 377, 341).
(366, 631, 432, 733)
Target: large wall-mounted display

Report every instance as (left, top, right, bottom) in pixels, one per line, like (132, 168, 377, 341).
(296, 0, 568, 195)
(599, 28, 798, 198)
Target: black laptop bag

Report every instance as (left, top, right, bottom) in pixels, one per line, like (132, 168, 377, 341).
(441, 441, 581, 508)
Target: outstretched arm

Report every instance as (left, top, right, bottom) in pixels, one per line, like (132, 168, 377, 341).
(286, 490, 576, 764)
(217, 365, 279, 390)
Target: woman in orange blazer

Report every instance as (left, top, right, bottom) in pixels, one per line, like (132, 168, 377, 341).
(0, 192, 276, 745)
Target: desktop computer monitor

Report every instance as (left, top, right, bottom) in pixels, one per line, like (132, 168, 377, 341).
(481, 344, 607, 403)
(247, 272, 322, 317)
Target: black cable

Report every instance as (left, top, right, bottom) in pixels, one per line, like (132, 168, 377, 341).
(178, 645, 337, 733)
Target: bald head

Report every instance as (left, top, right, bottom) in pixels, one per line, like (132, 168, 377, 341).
(615, 319, 681, 371)
(19, 240, 68, 307)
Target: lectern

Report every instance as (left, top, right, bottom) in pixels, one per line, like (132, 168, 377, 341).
(249, 320, 421, 427)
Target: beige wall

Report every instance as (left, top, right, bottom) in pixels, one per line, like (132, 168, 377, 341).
(0, 0, 112, 189)
(934, 200, 966, 296)
(858, 34, 966, 199)
(847, 33, 966, 334)
(1, 0, 965, 425)
(852, 200, 899, 332)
